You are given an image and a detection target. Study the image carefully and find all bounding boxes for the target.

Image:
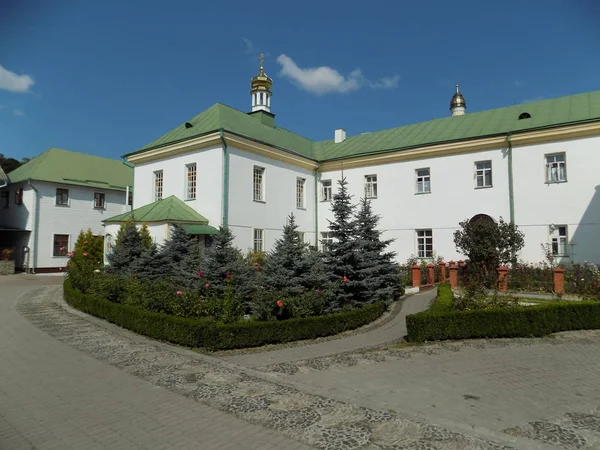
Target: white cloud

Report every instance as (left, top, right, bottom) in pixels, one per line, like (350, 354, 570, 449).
(242, 37, 256, 55)
(276, 54, 399, 95)
(13, 109, 25, 117)
(0, 65, 34, 93)
(370, 75, 401, 89)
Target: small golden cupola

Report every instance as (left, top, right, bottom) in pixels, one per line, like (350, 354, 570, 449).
(250, 53, 273, 113)
(450, 84, 467, 116)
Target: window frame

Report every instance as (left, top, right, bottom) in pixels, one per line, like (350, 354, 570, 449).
(416, 229, 433, 258)
(296, 177, 306, 209)
(545, 153, 567, 184)
(55, 188, 70, 206)
(14, 187, 23, 205)
(53, 234, 69, 257)
(415, 168, 431, 194)
(321, 179, 332, 202)
(186, 163, 197, 200)
(253, 228, 264, 252)
(474, 160, 493, 189)
(153, 170, 164, 201)
(93, 192, 106, 209)
(253, 166, 265, 202)
(550, 225, 569, 257)
(320, 231, 334, 252)
(364, 174, 378, 199)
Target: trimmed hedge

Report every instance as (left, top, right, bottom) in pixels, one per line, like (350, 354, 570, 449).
(64, 279, 386, 350)
(407, 283, 600, 342)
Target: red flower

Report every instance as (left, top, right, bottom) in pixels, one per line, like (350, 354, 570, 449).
(276, 300, 284, 308)
(205, 283, 210, 288)
(83, 252, 88, 257)
(225, 273, 231, 279)
(198, 271, 204, 277)
(342, 275, 349, 283)
(176, 291, 183, 295)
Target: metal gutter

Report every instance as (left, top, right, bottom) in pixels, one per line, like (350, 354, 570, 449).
(314, 169, 318, 248)
(219, 129, 229, 228)
(28, 180, 39, 273)
(507, 134, 515, 225)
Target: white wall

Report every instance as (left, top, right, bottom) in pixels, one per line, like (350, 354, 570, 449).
(0, 181, 35, 268)
(30, 181, 129, 270)
(228, 146, 316, 252)
(513, 135, 600, 264)
(319, 148, 511, 264)
(103, 222, 170, 265)
(132, 146, 223, 227)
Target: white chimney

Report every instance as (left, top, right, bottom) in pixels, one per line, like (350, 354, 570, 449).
(334, 128, 346, 143)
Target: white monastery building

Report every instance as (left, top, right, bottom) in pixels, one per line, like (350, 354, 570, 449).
(108, 56, 600, 265)
(0, 149, 133, 272)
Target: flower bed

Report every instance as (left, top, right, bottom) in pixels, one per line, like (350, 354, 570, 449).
(64, 279, 386, 350)
(406, 283, 600, 343)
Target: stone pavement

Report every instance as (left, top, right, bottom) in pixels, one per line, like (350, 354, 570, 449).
(1, 277, 527, 449)
(0, 277, 312, 450)
(220, 289, 436, 368)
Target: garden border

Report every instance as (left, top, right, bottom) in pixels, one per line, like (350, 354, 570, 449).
(406, 283, 600, 343)
(63, 279, 386, 350)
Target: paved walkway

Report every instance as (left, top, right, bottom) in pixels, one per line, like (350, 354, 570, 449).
(0, 277, 311, 450)
(220, 289, 436, 367)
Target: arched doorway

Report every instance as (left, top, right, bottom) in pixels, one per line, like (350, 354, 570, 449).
(469, 214, 495, 225)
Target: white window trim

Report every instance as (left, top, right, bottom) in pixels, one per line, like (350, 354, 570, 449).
(93, 192, 106, 209)
(253, 166, 266, 203)
(296, 177, 306, 209)
(320, 231, 334, 251)
(153, 170, 164, 202)
(253, 228, 264, 252)
(549, 224, 569, 257)
(545, 153, 567, 184)
(55, 188, 70, 207)
(185, 163, 197, 200)
(52, 233, 70, 258)
(474, 160, 493, 189)
(415, 168, 431, 194)
(364, 174, 378, 199)
(416, 229, 433, 258)
(321, 179, 332, 202)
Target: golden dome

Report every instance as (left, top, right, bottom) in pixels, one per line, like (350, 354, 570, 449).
(450, 84, 466, 110)
(251, 53, 272, 94)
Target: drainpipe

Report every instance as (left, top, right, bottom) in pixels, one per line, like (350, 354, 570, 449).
(507, 133, 516, 264)
(219, 129, 229, 228)
(314, 169, 319, 248)
(120, 157, 134, 169)
(28, 180, 39, 274)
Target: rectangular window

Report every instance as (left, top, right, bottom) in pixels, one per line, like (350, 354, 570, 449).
(53, 234, 69, 257)
(364, 175, 378, 199)
(128, 191, 133, 206)
(253, 166, 265, 202)
(416, 168, 431, 194)
(296, 177, 306, 209)
(14, 188, 23, 205)
(1, 191, 8, 208)
(154, 170, 163, 201)
(321, 180, 332, 202)
(416, 229, 433, 258)
(253, 228, 264, 252)
(321, 231, 334, 251)
(475, 161, 493, 188)
(186, 163, 197, 200)
(94, 192, 105, 209)
(298, 231, 305, 242)
(546, 153, 566, 183)
(56, 188, 69, 206)
(550, 225, 569, 256)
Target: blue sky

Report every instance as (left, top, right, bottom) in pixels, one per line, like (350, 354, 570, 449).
(1, 0, 599, 161)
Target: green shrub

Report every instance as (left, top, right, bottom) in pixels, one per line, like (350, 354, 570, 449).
(201, 301, 386, 350)
(407, 292, 600, 343)
(429, 283, 453, 312)
(64, 279, 385, 350)
(66, 230, 104, 293)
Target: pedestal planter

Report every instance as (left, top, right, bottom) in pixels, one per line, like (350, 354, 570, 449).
(0, 260, 15, 275)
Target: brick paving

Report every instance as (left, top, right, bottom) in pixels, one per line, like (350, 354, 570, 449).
(0, 278, 312, 450)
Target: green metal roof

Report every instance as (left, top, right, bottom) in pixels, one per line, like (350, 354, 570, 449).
(7, 148, 133, 191)
(181, 224, 219, 235)
(129, 90, 600, 162)
(104, 195, 209, 224)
